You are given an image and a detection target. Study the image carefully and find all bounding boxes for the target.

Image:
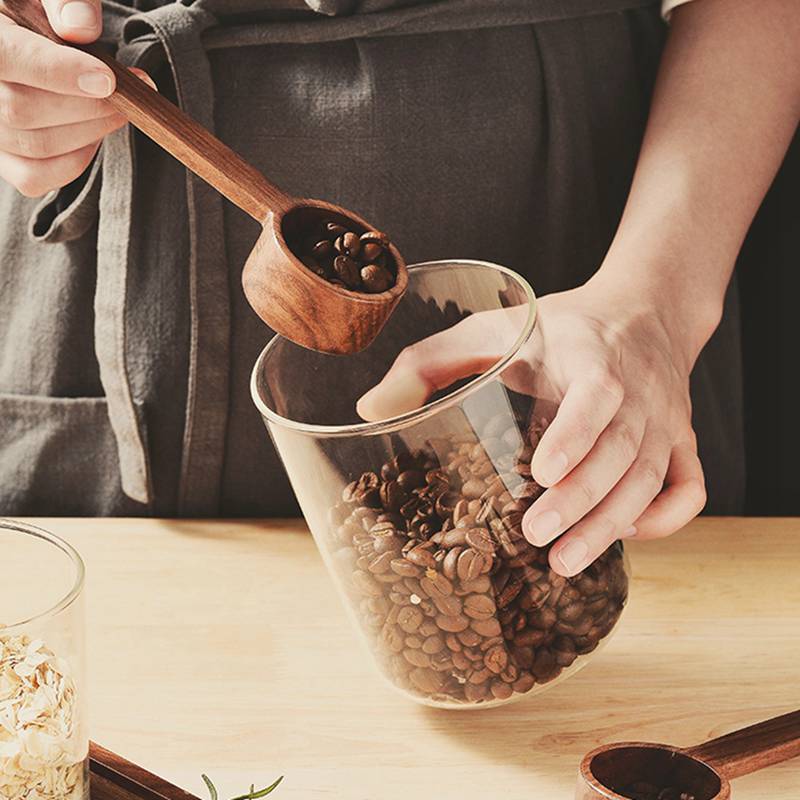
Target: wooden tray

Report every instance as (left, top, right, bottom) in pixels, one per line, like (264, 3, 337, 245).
(90, 742, 200, 800)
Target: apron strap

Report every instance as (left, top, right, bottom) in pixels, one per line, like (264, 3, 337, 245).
(33, 1, 231, 512)
(95, 113, 153, 505)
(93, 1, 231, 512)
(120, 2, 232, 515)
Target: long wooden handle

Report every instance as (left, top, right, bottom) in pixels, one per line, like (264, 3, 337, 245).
(90, 741, 201, 800)
(687, 709, 800, 780)
(0, 0, 291, 221)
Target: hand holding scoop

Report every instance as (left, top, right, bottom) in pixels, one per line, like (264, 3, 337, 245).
(1, 0, 408, 354)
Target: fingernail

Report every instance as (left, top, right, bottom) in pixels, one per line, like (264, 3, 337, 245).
(78, 71, 113, 97)
(556, 539, 589, 575)
(526, 509, 562, 545)
(536, 450, 568, 486)
(60, 0, 98, 30)
(621, 525, 637, 539)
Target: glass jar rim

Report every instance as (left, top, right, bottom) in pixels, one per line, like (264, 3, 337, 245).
(0, 519, 85, 631)
(251, 259, 538, 437)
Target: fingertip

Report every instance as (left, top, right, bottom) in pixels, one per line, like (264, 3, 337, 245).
(633, 444, 706, 539)
(49, 0, 103, 42)
(529, 466, 552, 489)
(548, 560, 571, 579)
(76, 70, 114, 98)
(521, 507, 536, 543)
(680, 477, 707, 519)
(522, 506, 562, 547)
(530, 448, 568, 488)
(356, 371, 428, 422)
(129, 68, 157, 91)
(355, 392, 379, 422)
(549, 538, 590, 578)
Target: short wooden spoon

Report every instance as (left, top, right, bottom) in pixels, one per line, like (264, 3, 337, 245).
(577, 709, 800, 800)
(1, 0, 408, 354)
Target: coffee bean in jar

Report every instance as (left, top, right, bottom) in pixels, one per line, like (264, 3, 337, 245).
(292, 219, 397, 294)
(326, 407, 629, 706)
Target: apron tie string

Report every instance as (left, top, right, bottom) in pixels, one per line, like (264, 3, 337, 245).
(94, 0, 231, 511)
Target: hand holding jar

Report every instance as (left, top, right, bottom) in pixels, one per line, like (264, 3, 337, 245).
(254, 261, 634, 706)
(358, 275, 708, 577)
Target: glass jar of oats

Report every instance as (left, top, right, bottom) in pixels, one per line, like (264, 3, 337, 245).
(0, 520, 88, 799)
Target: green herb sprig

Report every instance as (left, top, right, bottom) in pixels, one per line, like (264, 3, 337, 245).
(202, 773, 284, 800)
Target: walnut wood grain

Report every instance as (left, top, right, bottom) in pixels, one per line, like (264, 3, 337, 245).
(0, 0, 409, 354)
(687, 710, 800, 781)
(90, 742, 200, 800)
(241, 201, 408, 353)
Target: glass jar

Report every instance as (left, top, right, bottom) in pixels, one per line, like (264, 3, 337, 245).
(252, 261, 629, 708)
(0, 520, 88, 798)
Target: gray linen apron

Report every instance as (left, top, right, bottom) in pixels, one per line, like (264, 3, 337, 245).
(0, 0, 747, 516)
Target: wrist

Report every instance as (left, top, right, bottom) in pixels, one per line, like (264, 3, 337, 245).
(587, 248, 724, 373)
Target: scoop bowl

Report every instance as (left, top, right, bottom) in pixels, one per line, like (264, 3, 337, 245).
(576, 710, 800, 800)
(243, 200, 408, 354)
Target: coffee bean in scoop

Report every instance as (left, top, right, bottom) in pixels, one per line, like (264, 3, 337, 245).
(334, 256, 361, 289)
(361, 264, 393, 294)
(297, 220, 397, 293)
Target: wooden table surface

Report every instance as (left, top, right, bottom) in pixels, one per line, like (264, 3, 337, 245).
(23, 517, 800, 799)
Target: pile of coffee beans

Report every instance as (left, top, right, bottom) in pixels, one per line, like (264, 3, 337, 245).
(620, 783, 696, 800)
(326, 409, 628, 705)
(298, 220, 396, 293)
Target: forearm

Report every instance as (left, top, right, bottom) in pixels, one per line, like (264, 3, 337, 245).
(593, 0, 800, 364)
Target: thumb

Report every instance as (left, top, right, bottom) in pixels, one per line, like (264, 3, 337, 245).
(356, 308, 524, 422)
(41, 0, 102, 43)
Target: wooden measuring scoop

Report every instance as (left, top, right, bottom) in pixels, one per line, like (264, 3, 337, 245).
(577, 709, 800, 800)
(2, 0, 408, 354)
